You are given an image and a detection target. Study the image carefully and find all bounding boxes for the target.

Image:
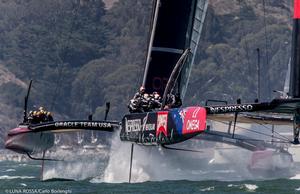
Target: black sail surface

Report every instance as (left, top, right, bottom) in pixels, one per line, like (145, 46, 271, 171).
(142, 0, 208, 98)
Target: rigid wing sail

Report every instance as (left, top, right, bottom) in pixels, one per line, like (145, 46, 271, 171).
(142, 0, 208, 98)
(121, 0, 300, 152)
(121, 0, 209, 145)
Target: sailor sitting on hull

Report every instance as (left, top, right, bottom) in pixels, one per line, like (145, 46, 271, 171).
(128, 87, 163, 113)
(28, 107, 54, 124)
(149, 92, 162, 110)
(128, 86, 146, 113)
(164, 93, 182, 109)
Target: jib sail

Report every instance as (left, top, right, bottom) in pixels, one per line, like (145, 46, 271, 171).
(142, 0, 208, 99)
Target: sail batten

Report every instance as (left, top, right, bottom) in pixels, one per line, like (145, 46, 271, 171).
(152, 47, 184, 54)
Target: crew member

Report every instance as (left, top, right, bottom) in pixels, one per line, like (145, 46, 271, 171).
(149, 92, 162, 110)
(46, 112, 54, 122)
(134, 86, 146, 99)
(173, 93, 182, 108)
(129, 87, 164, 112)
(128, 86, 147, 113)
(164, 93, 182, 109)
(28, 107, 54, 123)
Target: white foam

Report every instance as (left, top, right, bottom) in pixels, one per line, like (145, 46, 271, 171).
(228, 184, 239, 187)
(42, 147, 108, 181)
(97, 132, 219, 183)
(290, 174, 300, 180)
(244, 184, 258, 192)
(208, 158, 215, 164)
(20, 183, 27, 187)
(200, 187, 214, 191)
(18, 163, 41, 167)
(5, 169, 16, 172)
(0, 175, 35, 180)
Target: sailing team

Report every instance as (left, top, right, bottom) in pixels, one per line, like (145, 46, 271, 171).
(25, 86, 180, 124)
(27, 107, 54, 124)
(128, 86, 182, 113)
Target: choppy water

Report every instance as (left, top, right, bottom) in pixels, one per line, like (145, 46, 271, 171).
(2, 147, 300, 194)
(1, 159, 300, 194)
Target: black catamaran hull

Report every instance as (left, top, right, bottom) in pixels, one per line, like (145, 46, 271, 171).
(120, 107, 207, 145)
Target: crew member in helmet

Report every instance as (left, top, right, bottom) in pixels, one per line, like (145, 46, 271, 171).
(28, 106, 54, 123)
(149, 91, 162, 110)
(46, 112, 54, 122)
(164, 93, 182, 109)
(128, 86, 147, 113)
(141, 93, 151, 112)
(134, 86, 146, 99)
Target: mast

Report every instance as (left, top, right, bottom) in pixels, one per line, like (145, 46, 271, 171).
(291, 0, 300, 144)
(142, 0, 161, 87)
(290, 0, 300, 98)
(142, 0, 208, 97)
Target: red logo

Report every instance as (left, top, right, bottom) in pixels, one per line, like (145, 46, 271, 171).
(156, 111, 168, 137)
(295, 0, 300, 19)
(182, 107, 206, 135)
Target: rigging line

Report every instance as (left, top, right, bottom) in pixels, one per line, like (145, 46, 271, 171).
(203, 131, 291, 144)
(50, 5, 65, 111)
(212, 119, 292, 142)
(252, 121, 292, 141)
(238, 0, 251, 76)
(215, 113, 292, 142)
(222, 119, 291, 142)
(237, 0, 241, 73)
(262, 0, 271, 95)
(240, 116, 292, 141)
(50, 2, 79, 111)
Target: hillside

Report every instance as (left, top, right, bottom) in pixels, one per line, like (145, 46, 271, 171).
(0, 0, 294, 146)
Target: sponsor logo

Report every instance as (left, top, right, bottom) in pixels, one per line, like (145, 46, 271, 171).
(156, 112, 168, 137)
(183, 107, 206, 134)
(54, 121, 112, 128)
(179, 109, 187, 122)
(139, 133, 158, 145)
(186, 107, 201, 131)
(186, 119, 200, 131)
(125, 119, 141, 132)
(209, 104, 253, 113)
(145, 124, 155, 131)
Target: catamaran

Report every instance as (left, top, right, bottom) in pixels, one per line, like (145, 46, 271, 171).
(4, 0, 300, 180)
